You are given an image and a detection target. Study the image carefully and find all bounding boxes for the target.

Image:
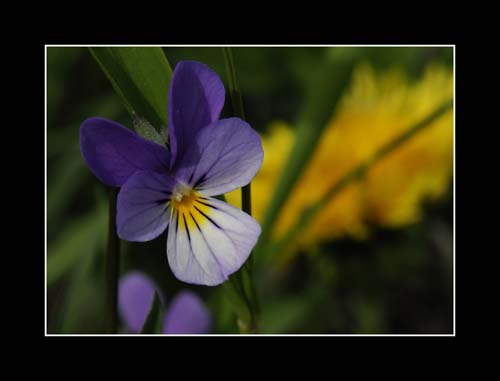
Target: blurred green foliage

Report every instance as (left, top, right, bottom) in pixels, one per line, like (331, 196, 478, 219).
(46, 46, 453, 334)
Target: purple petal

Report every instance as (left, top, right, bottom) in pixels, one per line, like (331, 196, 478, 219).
(176, 118, 263, 196)
(166, 196, 261, 286)
(80, 117, 170, 187)
(162, 290, 211, 334)
(117, 171, 176, 242)
(118, 271, 157, 333)
(168, 61, 225, 167)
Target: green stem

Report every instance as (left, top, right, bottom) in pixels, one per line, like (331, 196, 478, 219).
(105, 187, 121, 333)
(140, 292, 162, 334)
(222, 48, 252, 215)
(264, 98, 454, 261)
(222, 47, 259, 332)
(222, 47, 246, 120)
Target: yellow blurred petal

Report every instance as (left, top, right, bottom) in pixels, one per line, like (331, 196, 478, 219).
(231, 62, 453, 263)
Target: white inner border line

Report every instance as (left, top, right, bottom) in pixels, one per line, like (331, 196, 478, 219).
(45, 44, 456, 337)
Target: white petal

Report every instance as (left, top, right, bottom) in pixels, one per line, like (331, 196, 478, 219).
(166, 197, 261, 286)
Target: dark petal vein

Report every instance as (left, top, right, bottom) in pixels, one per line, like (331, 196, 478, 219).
(193, 205, 222, 230)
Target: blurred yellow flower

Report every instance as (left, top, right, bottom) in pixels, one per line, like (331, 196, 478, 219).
(226, 62, 453, 257)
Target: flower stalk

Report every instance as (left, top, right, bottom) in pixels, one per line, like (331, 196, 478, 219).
(222, 47, 260, 332)
(105, 187, 121, 333)
(222, 47, 251, 213)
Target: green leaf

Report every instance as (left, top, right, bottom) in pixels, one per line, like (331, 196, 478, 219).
(47, 203, 107, 286)
(255, 49, 364, 260)
(140, 292, 164, 334)
(89, 47, 172, 129)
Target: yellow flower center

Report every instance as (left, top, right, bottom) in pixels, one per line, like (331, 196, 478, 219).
(171, 183, 198, 212)
(171, 182, 211, 230)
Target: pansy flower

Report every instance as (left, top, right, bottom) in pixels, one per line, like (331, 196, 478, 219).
(119, 271, 211, 334)
(80, 61, 263, 286)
